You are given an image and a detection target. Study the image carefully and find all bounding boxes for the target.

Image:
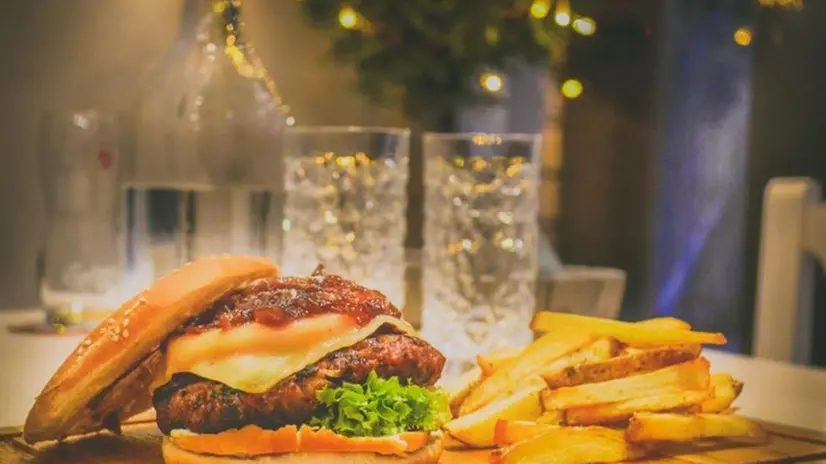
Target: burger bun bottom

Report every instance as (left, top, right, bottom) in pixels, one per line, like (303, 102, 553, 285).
(161, 436, 444, 464)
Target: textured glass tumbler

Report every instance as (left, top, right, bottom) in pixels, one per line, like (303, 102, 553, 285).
(422, 133, 541, 372)
(281, 127, 410, 307)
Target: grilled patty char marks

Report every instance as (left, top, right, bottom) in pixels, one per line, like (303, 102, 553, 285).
(152, 334, 445, 434)
(182, 271, 402, 334)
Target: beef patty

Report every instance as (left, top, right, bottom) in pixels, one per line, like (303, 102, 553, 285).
(152, 333, 445, 434)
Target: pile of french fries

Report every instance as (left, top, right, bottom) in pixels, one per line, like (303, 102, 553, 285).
(442, 312, 767, 464)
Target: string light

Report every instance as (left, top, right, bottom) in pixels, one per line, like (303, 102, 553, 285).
(480, 73, 504, 93)
(572, 17, 596, 36)
(733, 27, 752, 46)
(529, 0, 551, 19)
(338, 6, 359, 29)
(758, 0, 803, 9)
(554, 0, 571, 26)
(561, 79, 583, 99)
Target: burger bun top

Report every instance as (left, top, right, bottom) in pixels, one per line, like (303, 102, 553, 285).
(23, 255, 279, 444)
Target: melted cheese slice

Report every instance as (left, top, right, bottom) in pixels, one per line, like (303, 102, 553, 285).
(154, 315, 415, 394)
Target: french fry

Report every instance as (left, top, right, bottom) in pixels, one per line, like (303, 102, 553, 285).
(536, 409, 564, 425)
(443, 384, 544, 448)
(537, 337, 620, 383)
(442, 305, 762, 459)
(465, 338, 610, 415)
(477, 355, 495, 377)
(700, 372, 744, 413)
(634, 317, 703, 351)
(543, 344, 701, 389)
(668, 403, 703, 414)
(619, 346, 646, 356)
(493, 420, 558, 446)
(459, 331, 593, 415)
(638, 317, 692, 331)
(563, 337, 620, 365)
(530, 312, 726, 346)
(562, 389, 712, 425)
(491, 426, 645, 464)
(543, 358, 711, 410)
(443, 433, 470, 450)
(476, 347, 524, 376)
(626, 412, 768, 444)
(445, 366, 483, 416)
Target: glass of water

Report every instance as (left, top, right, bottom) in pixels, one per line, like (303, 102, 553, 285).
(422, 132, 541, 373)
(39, 110, 124, 328)
(281, 127, 410, 307)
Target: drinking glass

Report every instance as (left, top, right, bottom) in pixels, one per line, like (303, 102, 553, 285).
(281, 127, 410, 307)
(39, 110, 124, 327)
(422, 133, 541, 373)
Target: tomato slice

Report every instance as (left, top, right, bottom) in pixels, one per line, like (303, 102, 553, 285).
(300, 426, 430, 456)
(170, 425, 299, 456)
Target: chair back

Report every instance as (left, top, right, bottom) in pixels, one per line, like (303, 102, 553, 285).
(754, 177, 826, 364)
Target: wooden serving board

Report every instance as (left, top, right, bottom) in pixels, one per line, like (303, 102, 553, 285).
(2, 420, 826, 464)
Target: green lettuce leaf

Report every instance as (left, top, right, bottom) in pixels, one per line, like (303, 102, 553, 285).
(309, 372, 452, 437)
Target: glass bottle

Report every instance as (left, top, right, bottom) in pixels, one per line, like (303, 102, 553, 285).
(123, 0, 290, 292)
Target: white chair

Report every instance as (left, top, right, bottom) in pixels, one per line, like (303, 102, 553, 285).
(753, 177, 826, 364)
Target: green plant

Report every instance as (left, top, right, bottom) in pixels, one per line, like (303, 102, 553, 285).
(298, 0, 597, 128)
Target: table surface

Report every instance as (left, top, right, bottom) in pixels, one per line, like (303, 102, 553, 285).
(2, 309, 826, 432)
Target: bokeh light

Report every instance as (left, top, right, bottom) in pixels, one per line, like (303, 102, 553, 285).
(561, 79, 583, 99)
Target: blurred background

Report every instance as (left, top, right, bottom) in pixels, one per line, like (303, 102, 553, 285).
(1, 0, 824, 364)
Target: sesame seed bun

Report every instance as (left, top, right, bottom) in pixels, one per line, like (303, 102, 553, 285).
(23, 255, 279, 444)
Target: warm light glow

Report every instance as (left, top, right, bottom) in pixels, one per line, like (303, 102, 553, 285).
(572, 17, 597, 36)
(759, 0, 803, 9)
(480, 73, 504, 93)
(471, 134, 503, 146)
(734, 27, 752, 46)
(561, 79, 583, 99)
(335, 155, 355, 168)
(554, 0, 571, 26)
(529, 0, 550, 19)
(554, 12, 571, 26)
(338, 6, 359, 29)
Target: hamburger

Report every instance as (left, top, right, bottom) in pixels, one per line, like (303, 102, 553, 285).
(23, 255, 449, 463)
